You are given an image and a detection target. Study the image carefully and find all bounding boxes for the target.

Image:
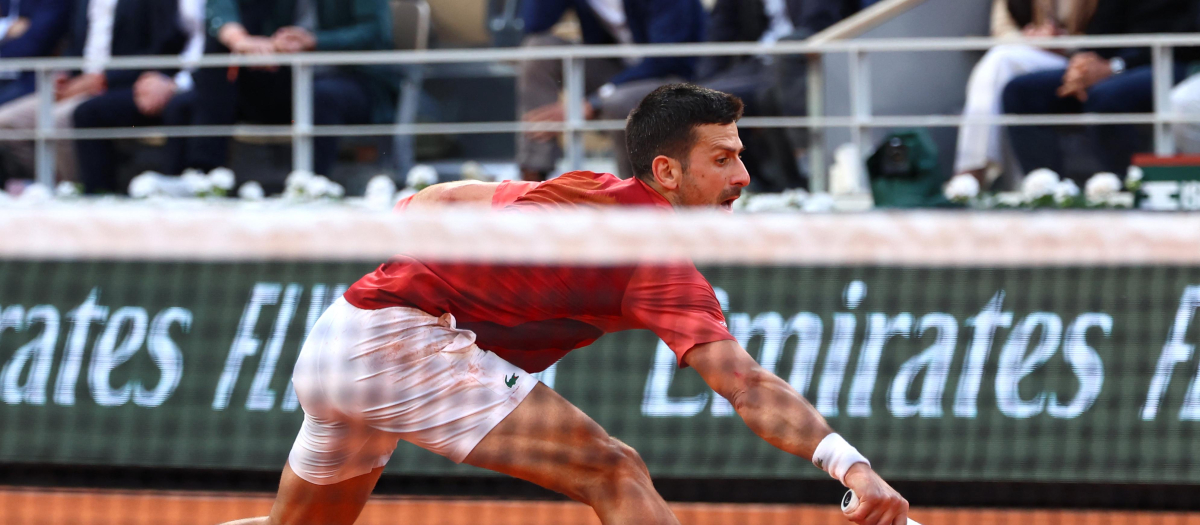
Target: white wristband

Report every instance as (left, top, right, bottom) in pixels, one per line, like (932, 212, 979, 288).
(812, 433, 870, 484)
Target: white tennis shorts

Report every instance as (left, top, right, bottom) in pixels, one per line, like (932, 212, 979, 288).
(287, 297, 538, 485)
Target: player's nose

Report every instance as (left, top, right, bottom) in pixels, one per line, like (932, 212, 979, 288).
(731, 159, 751, 188)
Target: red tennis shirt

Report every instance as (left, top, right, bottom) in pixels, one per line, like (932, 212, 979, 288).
(345, 171, 733, 373)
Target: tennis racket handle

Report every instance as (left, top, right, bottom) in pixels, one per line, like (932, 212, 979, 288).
(841, 490, 921, 525)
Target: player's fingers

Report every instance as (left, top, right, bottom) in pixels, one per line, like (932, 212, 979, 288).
(861, 506, 888, 525)
(846, 500, 882, 525)
(871, 509, 898, 525)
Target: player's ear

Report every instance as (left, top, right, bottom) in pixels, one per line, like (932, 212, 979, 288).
(651, 155, 682, 190)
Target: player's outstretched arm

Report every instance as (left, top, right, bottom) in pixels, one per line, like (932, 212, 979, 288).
(406, 181, 502, 207)
(684, 339, 909, 525)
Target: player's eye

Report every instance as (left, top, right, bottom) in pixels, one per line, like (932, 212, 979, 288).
(717, 157, 728, 165)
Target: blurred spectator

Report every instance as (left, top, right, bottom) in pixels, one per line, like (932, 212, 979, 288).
(796, 0, 875, 34)
(1172, 72, 1200, 153)
(187, 0, 396, 178)
(0, 0, 72, 107)
(0, 0, 184, 185)
(954, 0, 1095, 189)
(1003, 0, 1199, 179)
(73, 0, 205, 194)
(696, 0, 805, 191)
(517, 0, 706, 180)
(759, 0, 874, 186)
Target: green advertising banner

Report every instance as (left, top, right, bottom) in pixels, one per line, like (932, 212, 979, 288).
(3, 261, 1200, 484)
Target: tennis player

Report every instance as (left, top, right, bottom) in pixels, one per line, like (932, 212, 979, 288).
(224, 84, 909, 525)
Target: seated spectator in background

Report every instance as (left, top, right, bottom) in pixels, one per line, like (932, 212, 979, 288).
(0, 0, 71, 107)
(752, 0, 874, 186)
(955, 0, 1094, 189)
(0, 0, 183, 185)
(517, 0, 706, 181)
(697, 0, 805, 191)
(795, 0, 879, 35)
(1172, 71, 1200, 153)
(1003, 0, 1199, 181)
(187, 0, 396, 179)
(73, 0, 205, 194)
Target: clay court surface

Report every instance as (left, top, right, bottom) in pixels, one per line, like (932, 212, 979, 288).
(2, 487, 1200, 525)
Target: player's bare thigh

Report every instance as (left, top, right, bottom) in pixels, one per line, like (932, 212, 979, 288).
(464, 383, 678, 524)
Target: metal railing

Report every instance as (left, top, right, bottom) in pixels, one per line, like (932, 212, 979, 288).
(1, 33, 1198, 191)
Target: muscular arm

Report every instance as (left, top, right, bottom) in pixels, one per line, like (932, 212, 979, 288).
(684, 339, 833, 458)
(406, 181, 501, 207)
(684, 339, 908, 525)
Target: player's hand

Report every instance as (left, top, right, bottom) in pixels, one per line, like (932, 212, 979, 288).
(133, 72, 177, 116)
(842, 463, 909, 525)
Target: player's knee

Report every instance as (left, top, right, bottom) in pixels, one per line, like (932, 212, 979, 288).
(572, 438, 651, 503)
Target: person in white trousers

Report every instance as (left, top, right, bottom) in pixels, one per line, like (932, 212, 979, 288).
(1172, 73, 1200, 154)
(954, 0, 1094, 187)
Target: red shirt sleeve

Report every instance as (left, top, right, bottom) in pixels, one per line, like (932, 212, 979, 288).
(623, 264, 734, 367)
(492, 180, 541, 208)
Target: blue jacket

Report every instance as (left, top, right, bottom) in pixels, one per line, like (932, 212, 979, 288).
(0, 0, 72, 98)
(522, 0, 706, 85)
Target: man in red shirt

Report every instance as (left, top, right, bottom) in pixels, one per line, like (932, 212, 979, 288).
(227, 85, 909, 525)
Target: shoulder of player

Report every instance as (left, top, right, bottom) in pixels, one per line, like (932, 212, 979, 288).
(552, 170, 621, 187)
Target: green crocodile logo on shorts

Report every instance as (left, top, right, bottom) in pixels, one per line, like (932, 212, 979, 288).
(504, 374, 519, 388)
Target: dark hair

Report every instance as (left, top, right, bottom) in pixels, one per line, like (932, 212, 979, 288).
(625, 84, 744, 181)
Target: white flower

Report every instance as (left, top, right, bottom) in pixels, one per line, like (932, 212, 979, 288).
(1084, 172, 1122, 204)
(1022, 168, 1060, 202)
(283, 170, 317, 199)
(1053, 179, 1080, 205)
(304, 175, 334, 198)
(55, 181, 81, 198)
(745, 193, 793, 213)
(460, 161, 487, 181)
(781, 188, 809, 208)
(365, 175, 397, 209)
(405, 165, 438, 190)
(803, 192, 836, 213)
(365, 175, 397, 198)
(327, 181, 345, 199)
(129, 171, 163, 198)
(19, 183, 52, 202)
(181, 169, 213, 195)
(238, 181, 265, 201)
(1126, 165, 1144, 189)
(944, 174, 981, 203)
(286, 170, 315, 189)
(208, 167, 236, 191)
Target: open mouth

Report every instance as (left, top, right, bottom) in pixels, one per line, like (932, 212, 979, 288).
(720, 195, 739, 211)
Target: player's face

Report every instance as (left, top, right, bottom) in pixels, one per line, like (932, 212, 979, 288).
(678, 123, 750, 211)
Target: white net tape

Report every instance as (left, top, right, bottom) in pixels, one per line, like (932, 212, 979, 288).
(1, 202, 1198, 266)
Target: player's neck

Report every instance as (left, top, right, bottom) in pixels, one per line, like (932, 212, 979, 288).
(639, 178, 681, 208)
